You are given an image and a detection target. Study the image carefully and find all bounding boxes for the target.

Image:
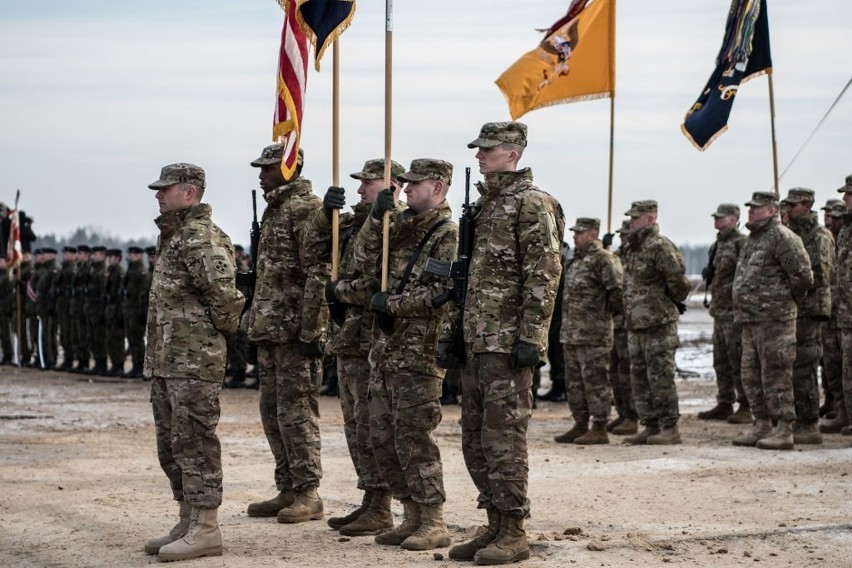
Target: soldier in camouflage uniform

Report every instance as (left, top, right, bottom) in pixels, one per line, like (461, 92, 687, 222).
(52, 246, 77, 370)
(698, 204, 750, 423)
(622, 200, 691, 446)
(35, 247, 59, 369)
(820, 201, 849, 431)
(84, 246, 108, 375)
(223, 244, 249, 387)
(554, 218, 623, 445)
(0, 257, 14, 364)
(447, 122, 564, 565)
(732, 191, 813, 451)
(305, 158, 405, 536)
(143, 162, 244, 561)
(781, 188, 834, 444)
(352, 159, 458, 550)
(104, 248, 126, 376)
(122, 246, 147, 378)
(245, 144, 329, 524)
(70, 245, 91, 373)
(832, 180, 852, 442)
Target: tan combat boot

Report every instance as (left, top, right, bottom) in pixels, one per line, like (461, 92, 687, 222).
(157, 507, 222, 562)
(400, 502, 451, 551)
(449, 508, 501, 561)
(793, 421, 823, 445)
(247, 490, 295, 518)
(647, 424, 682, 445)
(277, 487, 323, 523)
(374, 498, 420, 546)
(732, 418, 773, 446)
(623, 424, 660, 445)
(554, 420, 588, 443)
(340, 490, 394, 536)
(144, 501, 191, 555)
(328, 490, 371, 530)
(611, 419, 639, 435)
(474, 515, 530, 566)
(574, 421, 609, 445)
(727, 403, 753, 424)
(605, 416, 624, 432)
(820, 405, 849, 433)
(756, 419, 794, 450)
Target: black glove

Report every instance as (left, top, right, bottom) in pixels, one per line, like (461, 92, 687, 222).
(370, 292, 392, 314)
(602, 233, 614, 248)
(323, 186, 346, 220)
(371, 188, 396, 220)
(325, 280, 339, 304)
(701, 266, 711, 281)
(675, 301, 687, 315)
(508, 340, 540, 369)
(436, 338, 460, 369)
(298, 340, 324, 359)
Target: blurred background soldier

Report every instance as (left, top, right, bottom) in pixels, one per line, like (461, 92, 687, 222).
(104, 248, 126, 376)
(820, 201, 849, 431)
(0, 257, 14, 364)
(224, 244, 249, 388)
(52, 246, 77, 370)
(36, 247, 59, 369)
(84, 245, 108, 375)
(70, 244, 91, 373)
(21, 250, 37, 366)
(122, 246, 147, 379)
(829, 180, 852, 441)
(537, 240, 570, 403)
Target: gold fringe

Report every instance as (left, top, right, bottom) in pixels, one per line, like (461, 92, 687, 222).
(680, 122, 728, 152)
(500, 89, 612, 121)
(294, 0, 356, 72)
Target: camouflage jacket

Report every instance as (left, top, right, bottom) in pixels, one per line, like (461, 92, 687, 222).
(708, 227, 745, 320)
(23, 260, 38, 316)
(612, 244, 629, 331)
(835, 218, 852, 329)
(84, 260, 106, 320)
(104, 263, 124, 323)
(733, 215, 813, 323)
(247, 178, 329, 345)
(623, 224, 690, 331)
(560, 239, 623, 347)
(122, 260, 147, 314)
(787, 212, 834, 320)
(70, 261, 88, 317)
(461, 168, 565, 357)
(35, 261, 58, 319)
(52, 260, 77, 314)
(354, 201, 458, 377)
(144, 203, 245, 382)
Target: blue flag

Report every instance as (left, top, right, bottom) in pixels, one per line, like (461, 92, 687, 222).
(681, 0, 772, 150)
(296, 0, 356, 71)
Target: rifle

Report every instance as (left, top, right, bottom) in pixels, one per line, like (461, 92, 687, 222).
(424, 167, 475, 365)
(236, 190, 260, 314)
(702, 241, 717, 308)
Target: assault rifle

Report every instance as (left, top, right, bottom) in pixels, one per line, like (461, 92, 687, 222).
(236, 190, 260, 314)
(701, 242, 717, 308)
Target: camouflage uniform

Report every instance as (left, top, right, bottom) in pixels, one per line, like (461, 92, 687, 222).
(145, 164, 244, 509)
(834, 184, 852, 426)
(104, 250, 126, 374)
(123, 248, 148, 376)
(733, 193, 814, 424)
(23, 257, 38, 365)
(70, 248, 91, 370)
(52, 248, 77, 369)
(36, 251, 60, 368)
(609, 229, 638, 423)
(0, 265, 14, 362)
(85, 249, 108, 372)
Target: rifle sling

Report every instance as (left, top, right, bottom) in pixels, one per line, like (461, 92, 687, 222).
(394, 219, 451, 295)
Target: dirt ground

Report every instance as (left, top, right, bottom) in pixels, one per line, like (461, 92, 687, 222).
(1, 305, 851, 568)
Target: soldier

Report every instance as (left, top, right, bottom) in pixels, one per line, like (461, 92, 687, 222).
(224, 243, 249, 388)
(538, 241, 569, 403)
(122, 246, 147, 378)
(22, 250, 38, 366)
(52, 246, 77, 370)
(143, 162, 244, 561)
(84, 245, 108, 375)
(698, 204, 750, 423)
(732, 191, 813, 450)
(70, 244, 91, 372)
(554, 218, 623, 445)
(781, 188, 834, 445)
(832, 180, 852, 441)
(104, 248, 126, 376)
(447, 122, 564, 565)
(0, 257, 14, 364)
(622, 200, 691, 445)
(245, 144, 329, 524)
(35, 247, 59, 369)
(820, 201, 849, 431)
(305, 158, 405, 536)
(142, 245, 156, 331)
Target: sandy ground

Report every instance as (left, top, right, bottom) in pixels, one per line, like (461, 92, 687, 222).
(1, 303, 851, 568)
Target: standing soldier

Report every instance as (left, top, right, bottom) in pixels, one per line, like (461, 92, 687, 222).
(831, 180, 852, 441)
(143, 162, 244, 561)
(698, 204, 750, 423)
(52, 246, 77, 370)
(245, 144, 329, 523)
(0, 257, 14, 364)
(554, 218, 623, 445)
(820, 201, 849, 430)
(36, 247, 60, 369)
(85, 246, 108, 375)
(122, 246, 147, 379)
(104, 248, 126, 376)
(732, 191, 813, 450)
(224, 244, 249, 388)
(448, 122, 564, 565)
(622, 200, 691, 445)
(23, 250, 40, 366)
(781, 188, 834, 445)
(70, 245, 91, 373)
(142, 245, 156, 329)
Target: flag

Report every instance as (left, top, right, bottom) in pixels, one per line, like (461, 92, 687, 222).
(6, 191, 21, 268)
(681, 0, 772, 150)
(296, 0, 356, 71)
(496, 0, 615, 120)
(273, 0, 309, 180)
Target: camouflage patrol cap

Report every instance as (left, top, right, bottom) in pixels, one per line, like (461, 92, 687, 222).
(467, 122, 528, 149)
(780, 187, 815, 204)
(624, 200, 658, 217)
(821, 198, 842, 211)
(126, 246, 144, 254)
(617, 219, 631, 234)
(398, 159, 454, 185)
(350, 158, 406, 182)
(76, 244, 91, 253)
(106, 248, 122, 258)
(828, 202, 848, 218)
(569, 217, 600, 232)
(144, 245, 157, 255)
(837, 183, 852, 194)
(711, 203, 740, 218)
(148, 163, 206, 190)
(62, 245, 77, 253)
(745, 191, 779, 207)
(250, 144, 304, 167)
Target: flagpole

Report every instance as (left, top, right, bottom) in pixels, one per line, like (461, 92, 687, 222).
(606, 97, 615, 233)
(767, 70, 780, 194)
(15, 260, 21, 369)
(331, 41, 341, 280)
(381, 0, 393, 292)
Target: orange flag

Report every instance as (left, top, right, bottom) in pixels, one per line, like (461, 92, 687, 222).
(496, 0, 615, 120)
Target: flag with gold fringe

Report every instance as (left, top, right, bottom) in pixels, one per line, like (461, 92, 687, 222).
(296, 0, 356, 71)
(6, 191, 21, 268)
(681, 0, 772, 150)
(274, 0, 309, 180)
(496, 0, 615, 120)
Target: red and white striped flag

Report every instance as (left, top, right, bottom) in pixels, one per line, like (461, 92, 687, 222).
(273, 0, 309, 181)
(6, 190, 21, 268)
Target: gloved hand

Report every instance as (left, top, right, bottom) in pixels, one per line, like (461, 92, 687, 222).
(436, 338, 459, 369)
(370, 291, 392, 314)
(602, 232, 614, 248)
(701, 266, 711, 281)
(371, 188, 396, 220)
(508, 340, 540, 369)
(298, 340, 324, 359)
(323, 186, 346, 220)
(325, 280, 339, 304)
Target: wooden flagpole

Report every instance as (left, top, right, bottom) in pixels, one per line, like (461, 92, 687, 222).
(381, 0, 393, 292)
(331, 41, 341, 280)
(606, 96, 615, 233)
(767, 70, 780, 194)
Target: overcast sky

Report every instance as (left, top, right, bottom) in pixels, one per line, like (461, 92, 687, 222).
(1, 0, 850, 246)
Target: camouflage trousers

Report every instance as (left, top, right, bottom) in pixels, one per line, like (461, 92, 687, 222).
(741, 320, 796, 422)
(711, 318, 746, 405)
(369, 369, 444, 504)
(609, 328, 638, 421)
(123, 310, 146, 369)
(461, 353, 532, 518)
(257, 342, 322, 492)
(628, 323, 680, 428)
(841, 329, 852, 418)
(792, 318, 823, 423)
(338, 355, 386, 491)
(821, 325, 843, 403)
(564, 343, 612, 424)
(150, 377, 223, 509)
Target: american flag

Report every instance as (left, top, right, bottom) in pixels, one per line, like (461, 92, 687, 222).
(273, 0, 309, 181)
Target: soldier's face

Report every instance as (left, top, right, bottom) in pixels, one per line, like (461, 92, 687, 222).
(843, 192, 852, 211)
(357, 179, 385, 203)
(155, 184, 191, 214)
(92, 251, 105, 262)
(714, 215, 737, 232)
(784, 200, 810, 220)
(78, 252, 90, 263)
(748, 204, 775, 224)
(107, 256, 119, 266)
(258, 163, 287, 192)
(572, 229, 596, 249)
(475, 145, 515, 174)
(404, 179, 439, 214)
(628, 213, 654, 232)
(128, 252, 142, 263)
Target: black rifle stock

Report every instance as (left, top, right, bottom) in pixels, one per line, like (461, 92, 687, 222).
(236, 189, 260, 314)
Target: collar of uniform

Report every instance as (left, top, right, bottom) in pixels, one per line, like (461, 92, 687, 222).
(481, 167, 534, 196)
(745, 214, 779, 235)
(155, 203, 212, 232)
(393, 199, 453, 235)
(574, 239, 602, 258)
(716, 226, 741, 241)
(264, 177, 312, 207)
(786, 210, 818, 234)
(629, 223, 659, 246)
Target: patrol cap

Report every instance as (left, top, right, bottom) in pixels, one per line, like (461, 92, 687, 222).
(624, 200, 658, 217)
(617, 220, 631, 234)
(76, 244, 91, 253)
(91, 245, 107, 253)
(33, 248, 43, 255)
(250, 144, 304, 167)
(398, 159, 453, 185)
(350, 159, 406, 182)
(42, 247, 57, 255)
(234, 244, 244, 253)
(780, 187, 815, 204)
(467, 122, 528, 149)
(711, 203, 740, 218)
(828, 202, 848, 218)
(106, 248, 122, 258)
(569, 217, 600, 232)
(821, 198, 842, 211)
(148, 163, 206, 190)
(745, 191, 779, 207)
(846, 174, 852, 186)
(837, 183, 852, 195)
(62, 245, 78, 253)
(127, 246, 144, 254)
(144, 246, 157, 255)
